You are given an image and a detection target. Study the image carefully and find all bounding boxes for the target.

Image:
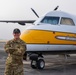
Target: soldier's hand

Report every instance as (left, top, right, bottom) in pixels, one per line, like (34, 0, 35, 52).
(8, 47, 16, 54)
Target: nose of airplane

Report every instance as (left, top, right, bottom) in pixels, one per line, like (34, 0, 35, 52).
(20, 29, 51, 44)
(20, 29, 45, 44)
(20, 30, 33, 44)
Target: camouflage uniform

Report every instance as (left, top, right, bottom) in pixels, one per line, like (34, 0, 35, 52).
(4, 38, 26, 75)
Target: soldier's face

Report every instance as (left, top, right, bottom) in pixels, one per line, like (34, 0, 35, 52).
(13, 33, 21, 39)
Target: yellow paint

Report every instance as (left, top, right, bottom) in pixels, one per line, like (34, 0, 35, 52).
(20, 29, 76, 45)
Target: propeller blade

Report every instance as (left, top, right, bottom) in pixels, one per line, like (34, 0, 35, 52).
(54, 6, 59, 11)
(31, 8, 39, 18)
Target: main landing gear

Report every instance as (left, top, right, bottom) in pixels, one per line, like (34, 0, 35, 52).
(29, 54, 45, 69)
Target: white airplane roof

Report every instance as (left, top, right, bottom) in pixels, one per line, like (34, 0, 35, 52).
(46, 11, 73, 18)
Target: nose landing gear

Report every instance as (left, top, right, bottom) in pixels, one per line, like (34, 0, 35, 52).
(30, 54, 45, 69)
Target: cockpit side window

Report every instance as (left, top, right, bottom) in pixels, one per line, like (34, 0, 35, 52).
(41, 16, 59, 25)
(60, 17, 75, 25)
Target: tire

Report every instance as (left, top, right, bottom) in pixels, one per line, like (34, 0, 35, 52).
(31, 60, 37, 69)
(37, 59, 45, 69)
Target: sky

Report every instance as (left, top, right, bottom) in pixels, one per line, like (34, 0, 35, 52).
(0, 0, 76, 40)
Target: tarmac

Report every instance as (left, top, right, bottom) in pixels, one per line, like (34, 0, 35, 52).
(0, 42, 76, 75)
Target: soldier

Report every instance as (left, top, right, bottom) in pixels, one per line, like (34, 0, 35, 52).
(4, 28, 26, 75)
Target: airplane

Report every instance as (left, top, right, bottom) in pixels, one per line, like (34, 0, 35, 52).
(0, 6, 76, 69)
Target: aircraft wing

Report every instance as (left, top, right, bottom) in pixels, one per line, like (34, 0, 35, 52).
(0, 20, 35, 25)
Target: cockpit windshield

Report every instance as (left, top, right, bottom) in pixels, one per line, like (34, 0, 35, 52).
(41, 16, 60, 25)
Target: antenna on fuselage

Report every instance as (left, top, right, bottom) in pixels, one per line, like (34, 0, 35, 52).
(31, 8, 39, 18)
(54, 6, 59, 11)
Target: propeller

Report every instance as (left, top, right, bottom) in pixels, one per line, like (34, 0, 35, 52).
(31, 8, 39, 18)
(54, 6, 59, 11)
(31, 6, 59, 18)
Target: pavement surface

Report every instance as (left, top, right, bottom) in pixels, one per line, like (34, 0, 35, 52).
(0, 42, 76, 75)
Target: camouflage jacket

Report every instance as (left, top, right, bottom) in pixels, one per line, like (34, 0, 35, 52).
(4, 38, 26, 65)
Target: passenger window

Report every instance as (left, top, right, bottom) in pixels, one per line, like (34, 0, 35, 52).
(41, 16, 59, 25)
(60, 17, 75, 25)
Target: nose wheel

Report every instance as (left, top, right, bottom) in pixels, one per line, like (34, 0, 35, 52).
(31, 59, 45, 69)
(31, 60, 37, 69)
(37, 59, 45, 69)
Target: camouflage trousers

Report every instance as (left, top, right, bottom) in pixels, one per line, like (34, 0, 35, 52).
(4, 63, 24, 75)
